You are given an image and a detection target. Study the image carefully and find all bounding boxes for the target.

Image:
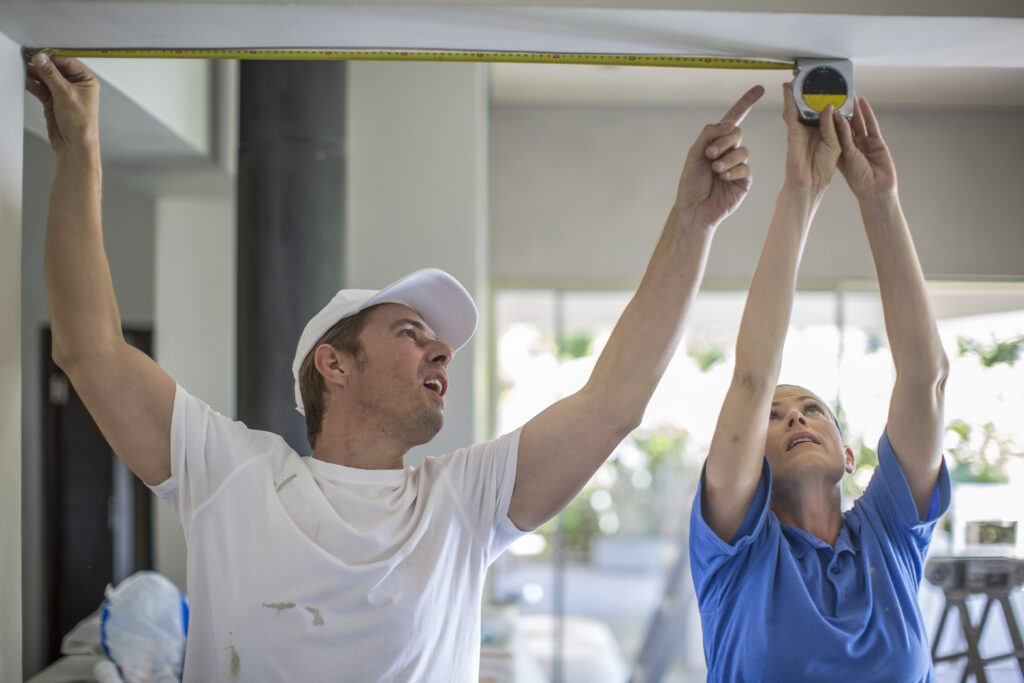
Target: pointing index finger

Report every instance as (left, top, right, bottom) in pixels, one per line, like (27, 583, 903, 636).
(719, 85, 765, 125)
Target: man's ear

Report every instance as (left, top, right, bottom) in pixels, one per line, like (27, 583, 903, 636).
(313, 344, 351, 388)
(844, 445, 856, 474)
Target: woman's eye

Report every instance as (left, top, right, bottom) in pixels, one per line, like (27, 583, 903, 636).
(807, 403, 821, 413)
(768, 412, 779, 421)
(402, 329, 417, 339)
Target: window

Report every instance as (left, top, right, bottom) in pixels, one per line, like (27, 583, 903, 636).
(489, 284, 1024, 681)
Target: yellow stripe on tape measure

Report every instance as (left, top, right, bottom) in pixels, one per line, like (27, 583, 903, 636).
(45, 48, 794, 70)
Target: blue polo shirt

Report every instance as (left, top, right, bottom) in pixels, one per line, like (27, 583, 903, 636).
(689, 432, 950, 682)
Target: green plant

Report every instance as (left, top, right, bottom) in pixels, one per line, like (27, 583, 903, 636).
(537, 496, 600, 561)
(957, 334, 1024, 368)
(687, 342, 726, 372)
(631, 428, 688, 478)
(537, 425, 696, 562)
(945, 420, 1022, 483)
(555, 331, 594, 361)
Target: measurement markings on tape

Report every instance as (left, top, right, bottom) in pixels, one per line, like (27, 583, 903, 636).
(42, 48, 795, 70)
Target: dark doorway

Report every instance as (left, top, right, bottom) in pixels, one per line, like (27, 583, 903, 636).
(41, 328, 155, 662)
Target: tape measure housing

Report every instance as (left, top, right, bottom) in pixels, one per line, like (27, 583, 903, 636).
(792, 58, 854, 124)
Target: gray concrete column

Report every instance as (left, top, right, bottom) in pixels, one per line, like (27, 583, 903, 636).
(237, 61, 346, 454)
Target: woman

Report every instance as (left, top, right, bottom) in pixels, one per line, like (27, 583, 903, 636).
(689, 84, 950, 681)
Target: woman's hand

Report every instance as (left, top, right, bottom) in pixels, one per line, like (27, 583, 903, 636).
(836, 95, 899, 200)
(781, 82, 841, 197)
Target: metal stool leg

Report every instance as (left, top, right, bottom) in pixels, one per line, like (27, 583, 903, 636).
(933, 601, 952, 661)
(996, 595, 1024, 676)
(956, 598, 987, 683)
(926, 557, 1024, 682)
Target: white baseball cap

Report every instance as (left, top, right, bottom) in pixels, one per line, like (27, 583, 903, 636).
(291, 268, 477, 415)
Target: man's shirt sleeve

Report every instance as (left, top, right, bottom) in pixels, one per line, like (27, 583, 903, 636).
(148, 384, 282, 540)
(432, 427, 525, 562)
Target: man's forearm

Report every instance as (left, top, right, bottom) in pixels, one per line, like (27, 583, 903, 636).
(510, 213, 715, 530)
(45, 142, 123, 369)
(583, 214, 714, 431)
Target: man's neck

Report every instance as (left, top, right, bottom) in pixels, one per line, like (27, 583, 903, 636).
(312, 424, 407, 470)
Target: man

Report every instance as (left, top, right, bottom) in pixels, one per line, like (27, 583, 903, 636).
(690, 85, 950, 681)
(27, 50, 762, 680)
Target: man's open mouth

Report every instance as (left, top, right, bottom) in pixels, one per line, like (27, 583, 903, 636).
(423, 374, 447, 397)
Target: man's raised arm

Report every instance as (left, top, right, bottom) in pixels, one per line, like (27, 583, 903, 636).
(27, 52, 176, 486)
(508, 86, 764, 532)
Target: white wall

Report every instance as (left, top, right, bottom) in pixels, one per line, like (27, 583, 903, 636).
(1, 30, 24, 683)
(20, 131, 157, 678)
(347, 62, 490, 462)
(153, 195, 237, 592)
(19, 56, 223, 675)
(84, 58, 212, 157)
(490, 104, 1024, 285)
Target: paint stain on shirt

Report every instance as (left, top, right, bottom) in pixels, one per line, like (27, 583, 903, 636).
(262, 601, 297, 612)
(275, 473, 298, 492)
(228, 645, 241, 680)
(306, 606, 325, 626)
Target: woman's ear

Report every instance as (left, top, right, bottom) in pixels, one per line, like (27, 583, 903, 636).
(313, 344, 349, 388)
(844, 445, 856, 474)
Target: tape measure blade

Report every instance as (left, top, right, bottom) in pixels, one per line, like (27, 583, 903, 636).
(45, 47, 793, 70)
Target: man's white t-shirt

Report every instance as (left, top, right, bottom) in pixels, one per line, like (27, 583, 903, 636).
(150, 385, 525, 682)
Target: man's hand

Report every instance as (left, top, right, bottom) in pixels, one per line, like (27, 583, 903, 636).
(673, 85, 764, 229)
(25, 52, 100, 155)
(781, 82, 841, 195)
(836, 95, 898, 199)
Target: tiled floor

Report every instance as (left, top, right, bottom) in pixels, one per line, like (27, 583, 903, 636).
(934, 661, 1024, 682)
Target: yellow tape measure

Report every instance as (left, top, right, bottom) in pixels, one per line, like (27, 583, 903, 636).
(44, 48, 794, 70)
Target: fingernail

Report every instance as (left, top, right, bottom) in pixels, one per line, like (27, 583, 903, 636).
(32, 52, 48, 67)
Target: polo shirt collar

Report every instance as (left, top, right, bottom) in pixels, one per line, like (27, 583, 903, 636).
(779, 515, 860, 559)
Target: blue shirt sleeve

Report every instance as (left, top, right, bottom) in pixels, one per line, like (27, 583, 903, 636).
(851, 431, 951, 576)
(689, 459, 773, 606)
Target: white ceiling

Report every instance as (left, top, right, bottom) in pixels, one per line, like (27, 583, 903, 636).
(7, 0, 1024, 193)
(4, 0, 1024, 109)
